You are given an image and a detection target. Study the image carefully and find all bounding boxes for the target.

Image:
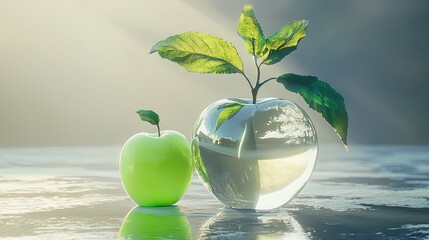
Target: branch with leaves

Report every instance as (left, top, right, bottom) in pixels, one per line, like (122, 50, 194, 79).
(150, 5, 348, 149)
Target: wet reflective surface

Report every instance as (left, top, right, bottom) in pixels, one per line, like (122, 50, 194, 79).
(0, 145, 428, 239)
(192, 98, 318, 209)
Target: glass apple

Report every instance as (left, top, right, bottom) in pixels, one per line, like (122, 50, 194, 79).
(192, 98, 318, 210)
(120, 109, 193, 207)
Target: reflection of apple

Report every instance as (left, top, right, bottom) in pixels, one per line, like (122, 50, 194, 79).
(120, 109, 193, 207)
(119, 206, 191, 239)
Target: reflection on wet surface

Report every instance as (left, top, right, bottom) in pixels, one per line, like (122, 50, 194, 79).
(0, 145, 428, 239)
(199, 209, 309, 239)
(119, 206, 191, 239)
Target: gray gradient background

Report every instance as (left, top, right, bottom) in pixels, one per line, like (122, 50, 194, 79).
(1, 0, 428, 147)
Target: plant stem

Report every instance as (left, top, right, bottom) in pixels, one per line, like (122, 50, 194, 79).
(156, 124, 161, 137)
(251, 85, 259, 104)
(259, 77, 277, 87)
(251, 56, 262, 104)
(242, 58, 276, 104)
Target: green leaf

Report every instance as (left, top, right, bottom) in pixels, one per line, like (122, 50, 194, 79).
(261, 47, 297, 65)
(150, 32, 244, 74)
(216, 102, 244, 130)
(136, 109, 160, 126)
(237, 5, 267, 57)
(263, 20, 308, 65)
(277, 74, 348, 149)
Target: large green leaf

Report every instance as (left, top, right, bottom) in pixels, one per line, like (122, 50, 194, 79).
(150, 32, 244, 74)
(263, 20, 308, 65)
(277, 74, 348, 149)
(237, 5, 267, 57)
(216, 102, 244, 130)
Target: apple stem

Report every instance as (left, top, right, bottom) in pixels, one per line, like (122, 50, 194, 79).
(156, 124, 161, 137)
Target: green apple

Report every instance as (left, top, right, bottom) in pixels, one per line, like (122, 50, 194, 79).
(120, 109, 193, 207)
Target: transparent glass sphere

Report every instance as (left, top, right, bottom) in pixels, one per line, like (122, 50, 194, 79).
(191, 98, 318, 210)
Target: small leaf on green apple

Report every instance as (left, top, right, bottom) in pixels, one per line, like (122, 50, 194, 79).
(237, 5, 267, 57)
(277, 74, 348, 149)
(263, 20, 308, 65)
(136, 109, 160, 125)
(150, 32, 244, 74)
(216, 102, 244, 131)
